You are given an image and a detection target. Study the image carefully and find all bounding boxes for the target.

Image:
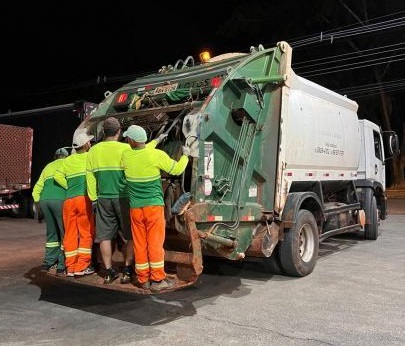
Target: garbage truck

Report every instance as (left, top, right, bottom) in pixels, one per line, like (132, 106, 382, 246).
(57, 41, 399, 293)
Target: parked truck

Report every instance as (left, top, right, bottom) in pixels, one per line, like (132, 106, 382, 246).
(0, 101, 97, 219)
(60, 41, 399, 293)
(0, 124, 34, 217)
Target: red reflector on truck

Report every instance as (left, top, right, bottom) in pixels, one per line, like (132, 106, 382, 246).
(116, 93, 128, 103)
(211, 77, 222, 88)
(207, 215, 223, 221)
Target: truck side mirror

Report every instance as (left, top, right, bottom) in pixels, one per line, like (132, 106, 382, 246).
(390, 133, 400, 156)
(383, 131, 400, 160)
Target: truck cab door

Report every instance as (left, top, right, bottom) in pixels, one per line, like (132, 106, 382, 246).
(370, 130, 385, 187)
(359, 121, 386, 186)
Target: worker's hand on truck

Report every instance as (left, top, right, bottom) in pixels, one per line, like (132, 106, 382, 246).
(155, 133, 168, 145)
(182, 146, 191, 157)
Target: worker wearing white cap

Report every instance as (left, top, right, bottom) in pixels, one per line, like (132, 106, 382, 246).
(54, 131, 96, 277)
(32, 147, 69, 275)
(122, 124, 189, 292)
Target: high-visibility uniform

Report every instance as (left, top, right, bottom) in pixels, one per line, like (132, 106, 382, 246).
(86, 141, 130, 201)
(86, 140, 132, 242)
(32, 158, 66, 271)
(54, 152, 95, 274)
(122, 142, 188, 284)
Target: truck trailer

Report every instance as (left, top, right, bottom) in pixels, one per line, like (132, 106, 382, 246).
(0, 102, 97, 218)
(0, 124, 33, 217)
(60, 41, 399, 293)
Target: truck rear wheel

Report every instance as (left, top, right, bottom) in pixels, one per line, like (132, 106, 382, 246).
(364, 193, 378, 240)
(279, 209, 319, 277)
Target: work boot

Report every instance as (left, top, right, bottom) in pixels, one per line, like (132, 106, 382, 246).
(41, 263, 57, 272)
(104, 268, 119, 284)
(74, 265, 95, 276)
(120, 265, 134, 284)
(150, 279, 174, 292)
(56, 268, 66, 277)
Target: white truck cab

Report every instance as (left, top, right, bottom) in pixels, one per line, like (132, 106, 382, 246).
(358, 119, 386, 187)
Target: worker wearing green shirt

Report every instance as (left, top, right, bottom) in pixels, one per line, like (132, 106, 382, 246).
(54, 131, 95, 277)
(122, 124, 189, 292)
(32, 147, 69, 275)
(86, 117, 134, 284)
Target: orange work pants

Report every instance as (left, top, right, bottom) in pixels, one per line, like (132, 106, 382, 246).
(130, 205, 165, 284)
(63, 195, 95, 273)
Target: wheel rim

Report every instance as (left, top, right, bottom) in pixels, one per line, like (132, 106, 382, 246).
(298, 223, 315, 262)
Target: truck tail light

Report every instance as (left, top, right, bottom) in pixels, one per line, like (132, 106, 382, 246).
(116, 93, 128, 103)
(211, 76, 222, 88)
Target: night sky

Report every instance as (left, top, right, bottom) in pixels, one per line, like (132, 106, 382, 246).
(1, 0, 405, 187)
(2, 1, 405, 132)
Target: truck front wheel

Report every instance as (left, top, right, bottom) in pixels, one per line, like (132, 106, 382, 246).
(280, 209, 319, 277)
(364, 193, 378, 240)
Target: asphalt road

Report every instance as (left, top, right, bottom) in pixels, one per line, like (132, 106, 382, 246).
(0, 199, 404, 346)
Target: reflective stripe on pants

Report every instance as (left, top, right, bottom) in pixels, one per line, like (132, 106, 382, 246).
(62, 195, 95, 273)
(130, 205, 165, 284)
(40, 199, 65, 270)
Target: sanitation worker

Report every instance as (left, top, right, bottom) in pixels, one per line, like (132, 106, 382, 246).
(86, 117, 134, 284)
(54, 131, 95, 277)
(122, 124, 189, 292)
(32, 147, 69, 275)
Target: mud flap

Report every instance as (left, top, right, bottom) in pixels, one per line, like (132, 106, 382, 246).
(262, 221, 279, 257)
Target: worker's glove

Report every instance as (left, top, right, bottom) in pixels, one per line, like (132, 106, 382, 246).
(92, 201, 98, 214)
(155, 133, 168, 145)
(182, 146, 191, 157)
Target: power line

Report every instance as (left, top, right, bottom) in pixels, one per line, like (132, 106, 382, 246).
(336, 79, 405, 99)
(293, 42, 405, 67)
(298, 55, 405, 78)
(6, 12, 405, 102)
(288, 11, 405, 48)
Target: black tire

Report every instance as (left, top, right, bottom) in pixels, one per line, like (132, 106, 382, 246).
(279, 209, 319, 277)
(364, 195, 378, 240)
